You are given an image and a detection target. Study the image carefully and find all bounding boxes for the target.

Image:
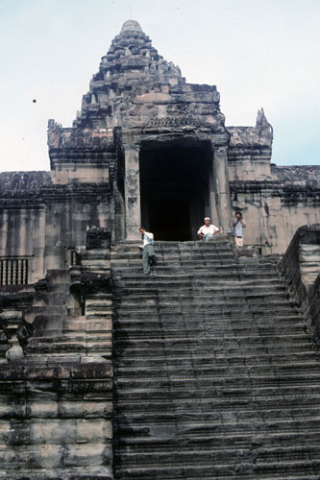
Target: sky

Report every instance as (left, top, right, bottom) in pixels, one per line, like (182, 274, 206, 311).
(0, 0, 319, 172)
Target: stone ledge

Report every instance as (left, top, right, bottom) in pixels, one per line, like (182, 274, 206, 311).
(0, 362, 113, 381)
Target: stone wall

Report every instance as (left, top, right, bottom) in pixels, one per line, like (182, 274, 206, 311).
(0, 226, 114, 480)
(307, 272, 320, 344)
(0, 173, 115, 283)
(279, 224, 320, 343)
(0, 361, 113, 480)
(230, 176, 320, 254)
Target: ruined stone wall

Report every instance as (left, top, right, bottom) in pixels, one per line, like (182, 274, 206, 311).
(42, 185, 114, 272)
(307, 272, 320, 344)
(0, 361, 113, 479)
(0, 173, 116, 283)
(229, 166, 320, 254)
(279, 224, 320, 343)
(0, 173, 50, 284)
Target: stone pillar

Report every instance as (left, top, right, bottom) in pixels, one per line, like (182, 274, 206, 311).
(209, 172, 219, 225)
(124, 144, 141, 240)
(212, 146, 232, 232)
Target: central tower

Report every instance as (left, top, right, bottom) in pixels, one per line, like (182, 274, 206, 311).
(48, 20, 231, 241)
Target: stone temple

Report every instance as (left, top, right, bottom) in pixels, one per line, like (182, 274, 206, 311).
(0, 19, 320, 480)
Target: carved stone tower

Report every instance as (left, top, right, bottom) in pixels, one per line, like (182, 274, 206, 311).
(48, 19, 232, 242)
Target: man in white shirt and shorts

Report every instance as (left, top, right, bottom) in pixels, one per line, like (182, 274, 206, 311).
(197, 217, 220, 242)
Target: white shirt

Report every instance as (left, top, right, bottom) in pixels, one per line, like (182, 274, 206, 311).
(141, 231, 154, 248)
(197, 224, 219, 236)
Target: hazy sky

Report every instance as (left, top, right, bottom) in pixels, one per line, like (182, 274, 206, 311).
(0, 0, 319, 172)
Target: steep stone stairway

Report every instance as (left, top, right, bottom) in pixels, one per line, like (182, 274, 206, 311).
(112, 238, 320, 480)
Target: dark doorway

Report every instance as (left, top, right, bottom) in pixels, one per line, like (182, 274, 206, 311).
(140, 144, 211, 241)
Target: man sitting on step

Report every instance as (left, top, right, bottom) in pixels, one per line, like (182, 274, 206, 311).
(197, 217, 220, 242)
(139, 227, 156, 275)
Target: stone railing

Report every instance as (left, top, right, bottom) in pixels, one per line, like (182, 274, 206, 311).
(0, 258, 29, 285)
(279, 224, 320, 344)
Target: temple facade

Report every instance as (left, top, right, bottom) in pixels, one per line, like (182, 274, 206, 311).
(1, 20, 320, 480)
(0, 20, 319, 285)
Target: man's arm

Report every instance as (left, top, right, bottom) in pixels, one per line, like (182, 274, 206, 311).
(241, 219, 246, 228)
(233, 218, 238, 226)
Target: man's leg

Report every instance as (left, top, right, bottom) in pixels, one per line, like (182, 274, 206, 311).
(203, 233, 213, 242)
(234, 237, 244, 247)
(142, 245, 151, 274)
(148, 245, 156, 265)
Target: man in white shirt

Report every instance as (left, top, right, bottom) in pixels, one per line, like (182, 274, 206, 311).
(139, 227, 156, 274)
(197, 217, 220, 242)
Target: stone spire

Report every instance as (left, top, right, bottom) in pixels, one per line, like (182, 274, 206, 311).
(72, 20, 185, 130)
(120, 19, 143, 33)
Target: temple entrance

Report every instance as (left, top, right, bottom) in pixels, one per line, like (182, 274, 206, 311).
(140, 145, 211, 241)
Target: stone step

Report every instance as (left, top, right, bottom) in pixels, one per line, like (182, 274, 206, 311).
(1, 467, 113, 480)
(81, 248, 111, 257)
(26, 340, 112, 354)
(115, 383, 320, 401)
(115, 393, 320, 415)
(113, 310, 302, 321)
(114, 344, 313, 358)
(115, 295, 292, 307)
(28, 314, 71, 338)
(111, 237, 319, 479)
(114, 241, 233, 250)
(116, 361, 320, 378)
(45, 283, 70, 293)
(86, 296, 112, 306)
(46, 269, 70, 284)
(31, 291, 70, 307)
(115, 410, 320, 432)
(115, 372, 320, 392)
(114, 263, 278, 274)
(115, 273, 281, 283)
(26, 342, 86, 354)
(114, 459, 320, 479)
(115, 444, 320, 466)
(80, 259, 111, 268)
(114, 325, 307, 338)
(116, 350, 319, 368)
(62, 316, 86, 332)
(117, 280, 287, 290)
(111, 253, 236, 262)
(116, 288, 289, 298)
(85, 313, 113, 321)
(28, 332, 111, 344)
(114, 332, 310, 347)
(114, 306, 299, 316)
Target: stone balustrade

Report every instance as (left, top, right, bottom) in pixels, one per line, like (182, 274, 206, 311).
(279, 224, 320, 343)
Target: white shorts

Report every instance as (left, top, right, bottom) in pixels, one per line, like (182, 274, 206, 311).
(234, 237, 244, 247)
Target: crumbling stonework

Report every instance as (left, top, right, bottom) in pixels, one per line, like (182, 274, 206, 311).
(1, 20, 319, 268)
(0, 19, 320, 480)
(279, 224, 320, 343)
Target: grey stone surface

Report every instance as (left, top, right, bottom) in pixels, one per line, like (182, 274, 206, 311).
(0, 19, 319, 265)
(0, 18, 320, 480)
(280, 224, 320, 344)
(112, 238, 320, 480)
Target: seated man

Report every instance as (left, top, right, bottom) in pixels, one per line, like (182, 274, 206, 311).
(139, 227, 156, 275)
(197, 217, 220, 242)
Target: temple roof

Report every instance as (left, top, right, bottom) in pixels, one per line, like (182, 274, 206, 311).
(48, 20, 227, 149)
(120, 19, 143, 33)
